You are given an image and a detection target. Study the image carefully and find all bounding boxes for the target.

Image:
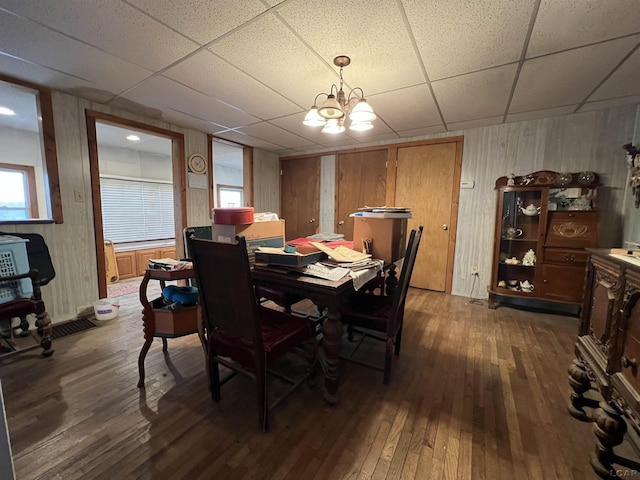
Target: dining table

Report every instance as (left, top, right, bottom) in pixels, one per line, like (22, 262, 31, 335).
(251, 267, 356, 404)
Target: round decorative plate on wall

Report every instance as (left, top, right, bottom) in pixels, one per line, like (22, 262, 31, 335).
(187, 153, 207, 174)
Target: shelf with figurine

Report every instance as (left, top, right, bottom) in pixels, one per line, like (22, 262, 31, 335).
(489, 171, 599, 311)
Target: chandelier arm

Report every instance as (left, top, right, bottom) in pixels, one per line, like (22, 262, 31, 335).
(313, 92, 327, 106)
(347, 87, 365, 104)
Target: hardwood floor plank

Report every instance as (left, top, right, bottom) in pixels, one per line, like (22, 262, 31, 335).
(0, 289, 605, 479)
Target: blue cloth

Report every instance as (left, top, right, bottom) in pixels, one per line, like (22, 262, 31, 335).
(162, 285, 198, 306)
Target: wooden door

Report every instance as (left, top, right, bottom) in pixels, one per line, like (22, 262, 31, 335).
(395, 142, 460, 291)
(336, 150, 387, 240)
(280, 157, 320, 240)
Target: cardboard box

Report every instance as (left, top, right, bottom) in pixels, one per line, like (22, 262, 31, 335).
(352, 217, 408, 264)
(212, 220, 285, 265)
(211, 219, 285, 243)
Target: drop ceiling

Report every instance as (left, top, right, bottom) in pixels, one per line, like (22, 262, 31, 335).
(0, 0, 638, 156)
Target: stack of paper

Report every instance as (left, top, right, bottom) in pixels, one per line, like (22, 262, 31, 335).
(352, 206, 413, 219)
(310, 242, 371, 263)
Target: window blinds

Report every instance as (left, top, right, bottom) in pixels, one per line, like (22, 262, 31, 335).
(100, 177, 175, 244)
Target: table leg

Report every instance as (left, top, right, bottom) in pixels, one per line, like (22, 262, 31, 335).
(137, 338, 153, 388)
(321, 308, 343, 404)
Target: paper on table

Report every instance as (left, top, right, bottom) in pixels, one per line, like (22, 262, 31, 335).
(310, 242, 370, 263)
(303, 263, 350, 281)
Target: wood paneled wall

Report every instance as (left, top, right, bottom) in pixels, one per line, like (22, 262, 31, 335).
(6, 87, 636, 322)
(278, 104, 639, 300)
(252, 149, 280, 213)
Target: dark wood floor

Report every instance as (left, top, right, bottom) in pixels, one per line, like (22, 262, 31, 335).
(0, 288, 611, 479)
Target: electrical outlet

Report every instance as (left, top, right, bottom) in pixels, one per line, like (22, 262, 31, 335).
(471, 266, 478, 275)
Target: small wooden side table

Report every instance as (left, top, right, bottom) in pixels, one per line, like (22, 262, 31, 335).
(137, 268, 201, 388)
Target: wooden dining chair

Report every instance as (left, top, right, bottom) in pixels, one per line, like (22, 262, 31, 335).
(188, 235, 317, 431)
(340, 226, 423, 384)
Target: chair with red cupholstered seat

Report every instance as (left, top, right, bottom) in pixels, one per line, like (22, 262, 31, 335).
(188, 234, 317, 431)
(339, 226, 423, 384)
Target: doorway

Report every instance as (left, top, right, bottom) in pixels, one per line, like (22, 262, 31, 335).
(86, 110, 187, 300)
(394, 141, 462, 292)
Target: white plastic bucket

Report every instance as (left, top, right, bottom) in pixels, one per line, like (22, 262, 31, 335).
(93, 299, 120, 321)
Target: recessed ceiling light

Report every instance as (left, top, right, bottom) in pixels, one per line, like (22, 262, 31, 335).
(126, 134, 141, 141)
(0, 106, 16, 116)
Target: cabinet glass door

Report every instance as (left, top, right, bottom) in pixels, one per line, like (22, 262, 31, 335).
(497, 189, 541, 294)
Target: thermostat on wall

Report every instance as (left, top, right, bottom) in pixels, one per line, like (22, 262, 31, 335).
(461, 180, 475, 189)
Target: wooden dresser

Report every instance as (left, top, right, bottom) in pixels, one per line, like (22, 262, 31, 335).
(568, 249, 640, 477)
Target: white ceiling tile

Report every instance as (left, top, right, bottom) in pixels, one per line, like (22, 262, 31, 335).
(120, 76, 260, 128)
(208, 13, 332, 109)
(528, 0, 640, 57)
(506, 105, 577, 123)
(397, 125, 447, 137)
(238, 122, 315, 149)
(402, 0, 535, 80)
(0, 53, 94, 93)
(433, 64, 518, 123)
(126, 0, 268, 45)
(159, 109, 217, 134)
(447, 116, 504, 130)
(269, 112, 340, 145)
(0, 0, 198, 71)
(579, 96, 640, 113)
(277, 0, 424, 93)
(511, 36, 639, 113)
(369, 84, 441, 132)
(353, 131, 401, 144)
(164, 50, 301, 120)
(214, 129, 283, 151)
(0, 10, 152, 96)
(590, 46, 640, 101)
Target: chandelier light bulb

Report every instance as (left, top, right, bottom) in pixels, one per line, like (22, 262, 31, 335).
(303, 106, 326, 126)
(318, 94, 344, 119)
(349, 99, 376, 123)
(322, 118, 345, 134)
(349, 121, 373, 132)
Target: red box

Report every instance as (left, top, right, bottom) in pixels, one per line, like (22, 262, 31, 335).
(212, 207, 254, 225)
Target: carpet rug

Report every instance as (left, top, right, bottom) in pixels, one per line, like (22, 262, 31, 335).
(107, 282, 140, 297)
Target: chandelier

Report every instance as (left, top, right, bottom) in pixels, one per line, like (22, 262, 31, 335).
(303, 55, 376, 134)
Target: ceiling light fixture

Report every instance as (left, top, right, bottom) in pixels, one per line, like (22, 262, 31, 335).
(126, 134, 141, 141)
(303, 56, 376, 134)
(0, 106, 16, 116)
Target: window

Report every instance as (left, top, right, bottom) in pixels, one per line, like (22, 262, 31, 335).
(217, 184, 243, 208)
(0, 164, 37, 220)
(100, 176, 174, 244)
(0, 75, 62, 223)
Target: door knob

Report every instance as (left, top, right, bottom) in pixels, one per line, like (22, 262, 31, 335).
(622, 356, 637, 369)
(442, 224, 448, 230)
(338, 220, 345, 225)
(309, 218, 315, 223)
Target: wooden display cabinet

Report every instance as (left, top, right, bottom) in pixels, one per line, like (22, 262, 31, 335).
(489, 171, 599, 311)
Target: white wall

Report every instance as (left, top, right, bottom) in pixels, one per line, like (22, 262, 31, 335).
(97, 145, 172, 181)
